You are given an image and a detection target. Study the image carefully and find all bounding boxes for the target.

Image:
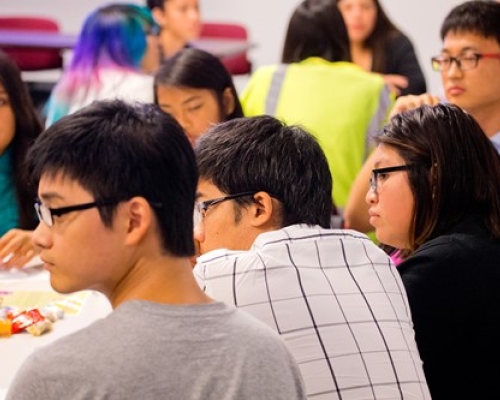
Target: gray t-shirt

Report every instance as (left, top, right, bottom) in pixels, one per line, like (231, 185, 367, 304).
(7, 301, 305, 400)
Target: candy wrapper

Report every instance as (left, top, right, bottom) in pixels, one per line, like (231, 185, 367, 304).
(11, 308, 45, 334)
(26, 319, 53, 336)
(40, 305, 65, 322)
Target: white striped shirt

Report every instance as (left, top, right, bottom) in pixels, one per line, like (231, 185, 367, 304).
(194, 225, 430, 399)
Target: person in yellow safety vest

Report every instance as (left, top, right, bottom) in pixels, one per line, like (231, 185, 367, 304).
(241, 0, 393, 215)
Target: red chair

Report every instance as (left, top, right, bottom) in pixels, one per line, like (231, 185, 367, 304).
(200, 22, 252, 75)
(0, 17, 63, 71)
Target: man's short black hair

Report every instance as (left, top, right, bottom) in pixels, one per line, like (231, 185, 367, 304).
(195, 115, 333, 228)
(28, 100, 197, 257)
(441, 1, 500, 45)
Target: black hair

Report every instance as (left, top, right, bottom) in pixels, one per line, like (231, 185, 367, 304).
(196, 115, 333, 228)
(441, 1, 500, 45)
(282, 0, 351, 63)
(146, 0, 164, 9)
(28, 100, 197, 256)
(154, 48, 244, 121)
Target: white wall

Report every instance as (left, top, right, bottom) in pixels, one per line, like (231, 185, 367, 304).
(0, 0, 464, 93)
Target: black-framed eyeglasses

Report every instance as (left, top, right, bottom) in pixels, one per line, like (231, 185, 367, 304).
(370, 165, 412, 193)
(34, 199, 120, 227)
(194, 191, 256, 222)
(431, 53, 500, 72)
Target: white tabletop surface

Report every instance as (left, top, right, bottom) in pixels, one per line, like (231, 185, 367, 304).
(0, 265, 111, 399)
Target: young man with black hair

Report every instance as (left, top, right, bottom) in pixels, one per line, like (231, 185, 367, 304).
(6, 101, 305, 400)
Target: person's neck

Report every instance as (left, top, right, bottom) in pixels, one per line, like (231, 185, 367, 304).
(159, 30, 188, 59)
(350, 41, 372, 71)
(469, 104, 500, 138)
(109, 254, 213, 309)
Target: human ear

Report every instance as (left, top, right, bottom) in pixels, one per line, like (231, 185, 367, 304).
(123, 197, 153, 246)
(222, 87, 236, 116)
(248, 192, 275, 227)
(151, 7, 166, 27)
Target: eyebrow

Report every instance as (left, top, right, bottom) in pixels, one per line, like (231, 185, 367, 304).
(441, 46, 477, 54)
(158, 95, 202, 109)
(38, 192, 66, 203)
(181, 95, 203, 105)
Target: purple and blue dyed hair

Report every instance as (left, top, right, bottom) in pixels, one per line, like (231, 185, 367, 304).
(46, 3, 156, 124)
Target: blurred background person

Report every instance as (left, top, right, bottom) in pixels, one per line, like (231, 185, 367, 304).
(241, 0, 392, 216)
(337, 0, 426, 96)
(45, 3, 156, 126)
(0, 52, 42, 268)
(154, 48, 243, 146)
(147, 0, 201, 60)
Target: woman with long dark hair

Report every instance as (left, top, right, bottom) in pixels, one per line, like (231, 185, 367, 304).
(0, 51, 42, 267)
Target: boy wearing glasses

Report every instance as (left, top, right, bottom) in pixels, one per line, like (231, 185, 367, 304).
(397, 0, 500, 147)
(6, 101, 305, 400)
(345, 0, 500, 233)
(192, 115, 430, 399)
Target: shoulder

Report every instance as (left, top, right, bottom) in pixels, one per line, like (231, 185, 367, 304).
(6, 321, 105, 398)
(399, 229, 500, 287)
(386, 32, 415, 52)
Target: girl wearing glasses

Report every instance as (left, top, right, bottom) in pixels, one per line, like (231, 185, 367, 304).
(366, 103, 500, 399)
(0, 52, 42, 268)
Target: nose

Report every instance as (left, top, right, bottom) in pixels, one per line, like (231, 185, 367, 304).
(176, 112, 192, 136)
(365, 186, 378, 204)
(444, 59, 463, 79)
(32, 222, 52, 251)
(193, 223, 205, 244)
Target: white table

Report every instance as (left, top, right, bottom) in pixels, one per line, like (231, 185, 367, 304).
(0, 266, 111, 399)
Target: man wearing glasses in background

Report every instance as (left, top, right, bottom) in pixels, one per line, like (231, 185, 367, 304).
(192, 115, 430, 399)
(6, 101, 305, 400)
(345, 0, 500, 233)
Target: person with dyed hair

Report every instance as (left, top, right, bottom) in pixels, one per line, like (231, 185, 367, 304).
(45, 3, 157, 126)
(154, 48, 243, 145)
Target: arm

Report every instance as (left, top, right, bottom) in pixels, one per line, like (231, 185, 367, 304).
(343, 151, 375, 232)
(0, 229, 37, 269)
(384, 34, 427, 96)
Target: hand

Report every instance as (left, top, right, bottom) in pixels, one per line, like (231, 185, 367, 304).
(0, 229, 37, 269)
(390, 93, 441, 118)
(383, 74, 409, 96)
